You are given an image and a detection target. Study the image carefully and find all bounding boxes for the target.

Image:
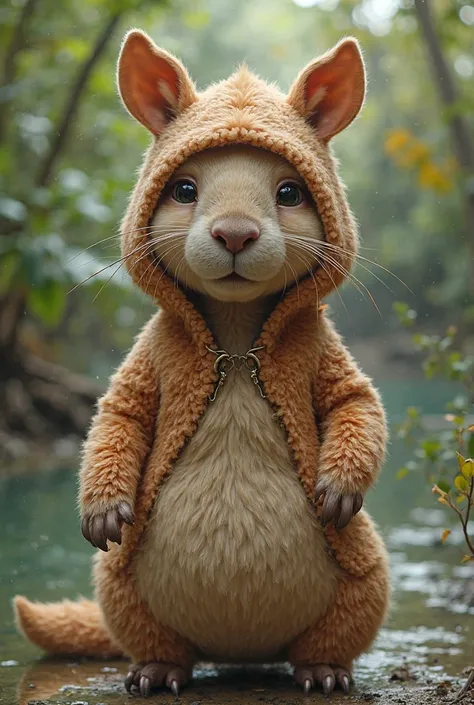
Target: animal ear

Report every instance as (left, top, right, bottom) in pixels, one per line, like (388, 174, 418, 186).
(287, 37, 365, 141)
(117, 29, 197, 135)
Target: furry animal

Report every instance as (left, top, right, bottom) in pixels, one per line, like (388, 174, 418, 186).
(14, 29, 390, 698)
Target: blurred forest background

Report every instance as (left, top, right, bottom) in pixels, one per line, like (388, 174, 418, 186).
(0, 0, 473, 459)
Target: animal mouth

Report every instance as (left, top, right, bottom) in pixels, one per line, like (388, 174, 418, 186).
(219, 273, 248, 283)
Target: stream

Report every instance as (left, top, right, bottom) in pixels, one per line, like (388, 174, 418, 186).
(1, 380, 473, 704)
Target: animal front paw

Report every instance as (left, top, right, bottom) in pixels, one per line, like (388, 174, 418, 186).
(294, 663, 351, 695)
(81, 501, 134, 552)
(125, 662, 188, 697)
(314, 483, 363, 530)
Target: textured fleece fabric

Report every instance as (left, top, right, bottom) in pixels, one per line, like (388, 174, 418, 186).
(14, 59, 389, 670)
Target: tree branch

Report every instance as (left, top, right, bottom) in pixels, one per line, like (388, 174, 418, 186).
(0, 0, 40, 141)
(413, 0, 474, 292)
(36, 12, 122, 188)
(413, 0, 474, 172)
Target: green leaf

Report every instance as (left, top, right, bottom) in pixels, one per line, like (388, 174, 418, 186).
(461, 459, 474, 480)
(421, 439, 441, 460)
(27, 279, 66, 326)
(454, 475, 469, 493)
(437, 479, 451, 494)
(396, 467, 409, 479)
(393, 301, 417, 328)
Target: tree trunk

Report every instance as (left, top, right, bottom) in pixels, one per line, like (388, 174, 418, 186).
(414, 0, 474, 290)
(36, 12, 121, 188)
(0, 0, 40, 141)
(0, 10, 122, 460)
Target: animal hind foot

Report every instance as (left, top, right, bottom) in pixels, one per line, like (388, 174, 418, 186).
(294, 663, 351, 695)
(124, 662, 188, 697)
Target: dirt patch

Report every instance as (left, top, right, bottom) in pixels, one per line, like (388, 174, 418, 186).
(11, 661, 471, 705)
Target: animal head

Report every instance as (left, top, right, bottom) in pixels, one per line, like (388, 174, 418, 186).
(118, 30, 365, 305)
(149, 145, 324, 302)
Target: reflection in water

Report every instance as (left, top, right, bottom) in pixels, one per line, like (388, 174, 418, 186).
(1, 437, 474, 704)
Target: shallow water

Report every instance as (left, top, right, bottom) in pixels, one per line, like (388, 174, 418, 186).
(1, 404, 473, 703)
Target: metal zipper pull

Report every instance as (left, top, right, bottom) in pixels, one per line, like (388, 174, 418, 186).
(206, 347, 233, 402)
(209, 369, 227, 402)
(245, 347, 266, 399)
(206, 344, 265, 401)
(249, 366, 266, 399)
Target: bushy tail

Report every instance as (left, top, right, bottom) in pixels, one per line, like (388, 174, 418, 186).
(13, 596, 123, 658)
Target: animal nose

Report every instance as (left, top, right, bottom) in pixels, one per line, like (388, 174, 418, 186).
(211, 216, 260, 254)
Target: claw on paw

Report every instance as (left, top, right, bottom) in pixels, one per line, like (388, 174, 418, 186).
(314, 484, 364, 530)
(81, 501, 134, 552)
(294, 664, 352, 695)
(124, 662, 188, 697)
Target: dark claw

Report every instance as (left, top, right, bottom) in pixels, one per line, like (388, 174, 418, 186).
(140, 675, 151, 697)
(124, 671, 134, 693)
(337, 494, 354, 530)
(353, 492, 364, 516)
(81, 516, 91, 543)
(322, 492, 340, 526)
(117, 501, 135, 526)
(170, 679, 179, 696)
(92, 514, 108, 552)
(323, 674, 335, 695)
(341, 674, 350, 693)
(303, 678, 312, 695)
(314, 483, 325, 503)
(105, 509, 122, 545)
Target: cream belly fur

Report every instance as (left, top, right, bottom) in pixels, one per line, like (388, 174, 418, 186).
(134, 301, 338, 661)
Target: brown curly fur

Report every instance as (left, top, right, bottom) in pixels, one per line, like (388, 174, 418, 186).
(15, 30, 389, 677)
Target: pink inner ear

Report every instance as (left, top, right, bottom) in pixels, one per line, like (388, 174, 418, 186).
(304, 44, 365, 141)
(131, 51, 180, 133)
(119, 34, 184, 135)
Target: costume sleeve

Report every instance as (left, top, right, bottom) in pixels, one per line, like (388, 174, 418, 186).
(313, 316, 387, 495)
(79, 315, 160, 515)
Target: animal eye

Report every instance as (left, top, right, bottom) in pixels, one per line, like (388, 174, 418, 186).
(276, 182, 303, 207)
(172, 180, 197, 204)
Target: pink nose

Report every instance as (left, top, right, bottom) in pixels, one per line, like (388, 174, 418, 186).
(211, 216, 260, 254)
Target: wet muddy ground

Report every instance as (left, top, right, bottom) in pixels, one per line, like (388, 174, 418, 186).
(1, 453, 474, 705)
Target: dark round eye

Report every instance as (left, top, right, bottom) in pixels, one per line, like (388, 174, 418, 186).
(172, 180, 197, 204)
(276, 182, 303, 207)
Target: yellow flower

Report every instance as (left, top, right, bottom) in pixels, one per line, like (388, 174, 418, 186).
(418, 161, 452, 193)
(384, 129, 412, 155)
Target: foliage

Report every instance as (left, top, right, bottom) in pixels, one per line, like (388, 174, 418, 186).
(0, 0, 472, 377)
(394, 301, 474, 562)
(385, 128, 455, 194)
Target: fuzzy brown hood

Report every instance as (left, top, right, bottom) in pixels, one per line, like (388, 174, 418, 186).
(119, 31, 364, 322)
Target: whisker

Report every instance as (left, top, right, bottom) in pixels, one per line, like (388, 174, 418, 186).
(66, 235, 120, 265)
(68, 224, 185, 266)
(139, 239, 186, 291)
(67, 238, 162, 294)
(91, 240, 161, 303)
(152, 248, 184, 301)
(288, 247, 320, 309)
(315, 249, 381, 316)
(284, 258, 300, 306)
(294, 238, 395, 299)
(286, 237, 379, 315)
(286, 232, 412, 294)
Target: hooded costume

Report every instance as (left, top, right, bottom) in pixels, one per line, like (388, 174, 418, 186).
(15, 30, 389, 681)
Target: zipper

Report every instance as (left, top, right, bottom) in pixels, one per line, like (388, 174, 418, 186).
(206, 345, 266, 401)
